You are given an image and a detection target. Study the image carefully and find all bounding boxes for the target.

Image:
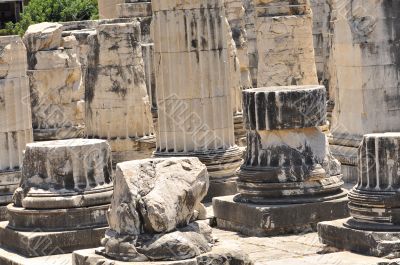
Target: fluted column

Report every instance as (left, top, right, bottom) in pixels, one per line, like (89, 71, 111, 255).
(255, 0, 318, 87)
(85, 21, 155, 163)
(0, 36, 33, 212)
(236, 85, 343, 203)
(346, 133, 400, 230)
(329, 0, 400, 183)
(152, 0, 243, 198)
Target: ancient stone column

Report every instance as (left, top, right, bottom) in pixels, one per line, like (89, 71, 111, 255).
(225, 0, 252, 146)
(85, 21, 155, 163)
(24, 22, 85, 141)
(0, 36, 33, 221)
(255, 0, 318, 87)
(329, 0, 400, 183)
(0, 139, 112, 256)
(117, 0, 158, 121)
(152, 0, 243, 199)
(213, 85, 349, 236)
(72, 157, 251, 264)
(319, 133, 400, 257)
(242, 0, 258, 87)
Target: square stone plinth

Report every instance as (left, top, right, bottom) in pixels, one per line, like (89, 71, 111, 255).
(213, 195, 349, 236)
(318, 218, 400, 257)
(73, 245, 252, 265)
(0, 221, 107, 257)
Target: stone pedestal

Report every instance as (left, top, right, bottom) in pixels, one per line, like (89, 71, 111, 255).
(329, 0, 400, 183)
(0, 139, 113, 257)
(152, 0, 243, 199)
(73, 157, 252, 265)
(255, 0, 318, 87)
(0, 35, 33, 221)
(319, 133, 400, 257)
(85, 21, 155, 164)
(213, 85, 348, 236)
(23, 23, 85, 141)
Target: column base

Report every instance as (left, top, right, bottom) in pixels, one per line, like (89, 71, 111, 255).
(73, 245, 252, 265)
(213, 191, 349, 236)
(155, 147, 243, 199)
(318, 218, 400, 257)
(0, 221, 107, 257)
(110, 136, 156, 164)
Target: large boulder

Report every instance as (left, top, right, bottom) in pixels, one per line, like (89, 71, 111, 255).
(23, 22, 63, 52)
(108, 157, 209, 234)
(103, 157, 211, 261)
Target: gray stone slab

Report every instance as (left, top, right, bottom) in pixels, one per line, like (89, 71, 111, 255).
(0, 221, 106, 257)
(213, 194, 350, 236)
(318, 218, 400, 257)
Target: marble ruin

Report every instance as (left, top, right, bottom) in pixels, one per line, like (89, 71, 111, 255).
(152, 0, 243, 199)
(329, 0, 400, 182)
(85, 21, 155, 163)
(24, 22, 85, 141)
(0, 36, 33, 221)
(73, 157, 251, 265)
(255, 0, 318, 87)
(213, 85, 348, 236)
(0, 0, 400, 264)
(319, 133, 400, 257)
(0, 139, 112, 256)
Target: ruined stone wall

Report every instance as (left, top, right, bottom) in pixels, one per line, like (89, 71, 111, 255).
(242, 0, 257, 87)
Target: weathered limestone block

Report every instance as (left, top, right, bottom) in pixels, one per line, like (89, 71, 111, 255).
(22, 22, 63, 52)
(108, 158, 208, 235)
(0, 139, 112, 257)
(98, 0, 124, 19)
(319, 133, 400, 257)
(117, 0, 152, 18)
(0, 36, 33, 220)
(255, 0, 318, 87)
(213, 85, 348, 236)
(24, 22, 84, 141)
(102, 158, 211, 261)
(153, 0, 243, 199)
(329, 0, 400, 183)
(86, 21, 155, 163)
